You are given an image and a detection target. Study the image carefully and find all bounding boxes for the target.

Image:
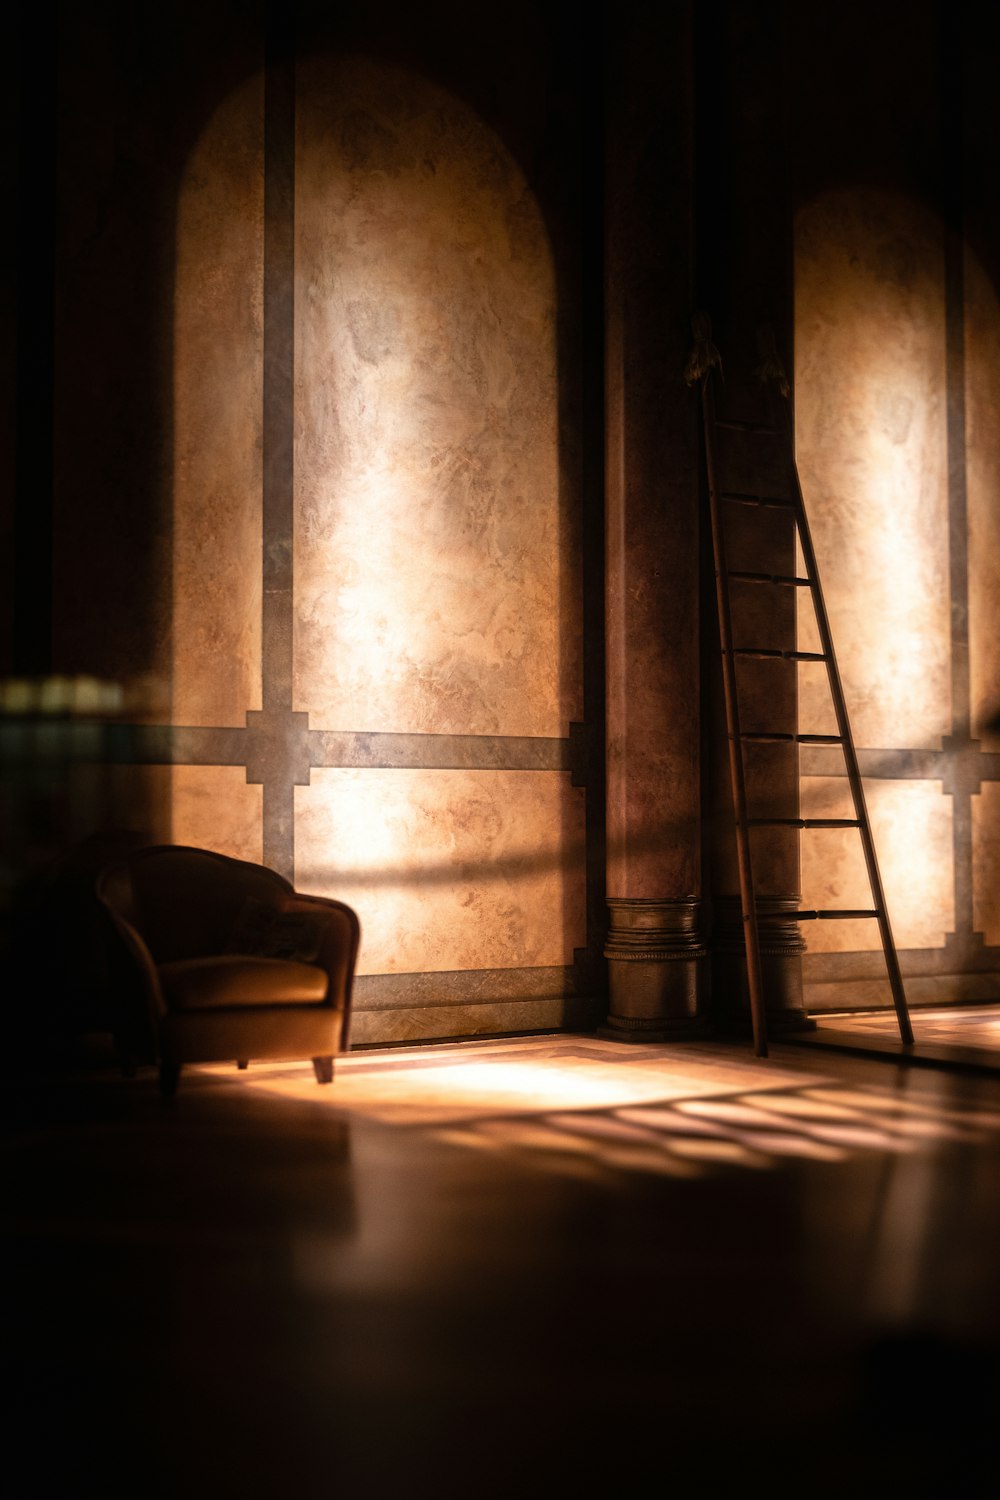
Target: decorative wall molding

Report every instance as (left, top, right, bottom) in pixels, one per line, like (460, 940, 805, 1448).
(601, 897, 707, 1040)
(354, 965, 579, 1010)
(710, 893, 813, 1033)
(604, 897, 706, 963)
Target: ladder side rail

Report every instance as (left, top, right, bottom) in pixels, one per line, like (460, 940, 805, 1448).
(785, 457, 914, 1046)
(701, 375, 769, 1058)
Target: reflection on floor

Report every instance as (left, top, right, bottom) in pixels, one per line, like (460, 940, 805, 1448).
(7, 1024, 1000, 1497)
(226, 1034, 1000, 1180)
(798, 1004, 1000, 1072)
(818, 1004, 1000, 1050)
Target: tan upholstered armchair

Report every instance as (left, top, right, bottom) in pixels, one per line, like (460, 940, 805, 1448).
(96, 844, 360, 1095)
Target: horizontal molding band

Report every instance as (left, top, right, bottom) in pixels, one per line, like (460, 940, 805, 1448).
(309, 729, 573, 773)
(712, 893, 807, 957)
(800, 745, 1000, 782)
(1, 721, 580, 775)
(805, 973, 1000, 1009)
(7, 723, 999, 786)
(804, 938, 999, 980)
(350, 994, 602, 1048)
(604, 898, 706, 961)
(353, 966, 578, 1011)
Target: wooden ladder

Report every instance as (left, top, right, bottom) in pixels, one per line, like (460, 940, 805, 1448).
(693, 340, 914, 1059)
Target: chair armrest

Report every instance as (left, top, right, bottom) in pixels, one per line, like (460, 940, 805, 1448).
(97, 901, 167, 1059)
(280, 893, 361, 1046)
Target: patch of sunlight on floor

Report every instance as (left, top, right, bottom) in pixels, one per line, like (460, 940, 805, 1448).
(738, 1093, 866, 1120)
(597, 1146, 703, 1177)
(673, 1099, 805, 1127)
(801, 1123, 922, 1152)
(189, 1032, 1000, 1183)
(471, 1120, 600, 1153)
(725, 1131, 847, 1161)
(802, 1087, 999, 1131)
(663, 1138, 770, 1168)
(227, 1043, 816, 1124)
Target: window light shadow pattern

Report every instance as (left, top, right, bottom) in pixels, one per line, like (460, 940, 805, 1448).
(194, 1035, 1000, 1184)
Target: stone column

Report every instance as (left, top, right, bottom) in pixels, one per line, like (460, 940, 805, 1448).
(695, 0, 812, 1034)
(601, 0, 707, 1041)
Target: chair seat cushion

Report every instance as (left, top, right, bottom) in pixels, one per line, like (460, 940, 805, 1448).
(159, 955, 328, 1011)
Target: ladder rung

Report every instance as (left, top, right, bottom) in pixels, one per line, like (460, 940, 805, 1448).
(739, 732, 843, 745)
(715, 420, 779, 435)
(720, 491, 795, 510)
(731, 649, 828, 662)
(697, 370, 913, 1054)
(745, 818, 861, 829)
(794, 909, 880, 920)
(728, 570, 811, 588)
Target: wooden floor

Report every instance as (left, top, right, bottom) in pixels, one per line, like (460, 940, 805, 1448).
(795, 1004, 1000, 1073)
(816, 1004, 1000, 1049)
(7, 1017, 1000, 1497)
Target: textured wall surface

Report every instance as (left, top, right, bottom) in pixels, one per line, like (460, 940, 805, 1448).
(172, 76, 264, 727)
(60, 763, 261, 865)
(293, 57, 579, 737)
(169, 766, 263, 864)
(973, 783, 1000, 946)
(965, 247, 1000, 752)
(796, 188, 962, 960)
(158, 55, 585, 998)
(295, 769, 586, 975)
(795, 190, 951, 752)
(800, 777, 954, 952)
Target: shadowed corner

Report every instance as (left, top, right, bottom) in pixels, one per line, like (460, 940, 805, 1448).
(846, 1328, 1000, 1494)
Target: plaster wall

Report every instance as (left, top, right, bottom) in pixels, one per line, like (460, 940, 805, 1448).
(164, 56, 585, 987)
(973, 783, 1000, 947)
(296, 768, 586, 975)
(293, 57, 580, 739)
(795, 186, 1000, 972)
(171, 76, 264, 727)
(799, 776, 954, 953)
(966, 248, 1000, 753)
(795, 190, 951, 754)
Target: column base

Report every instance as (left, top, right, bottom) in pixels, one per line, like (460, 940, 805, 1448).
(709, 893, 815, 1034)
(602, 897, 707, 1042)
(598, 1013, 710, 1045)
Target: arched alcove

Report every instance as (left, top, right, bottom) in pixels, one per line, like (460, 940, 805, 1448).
(794, 186, 1000, 983)
(171, 54, 587, 1002)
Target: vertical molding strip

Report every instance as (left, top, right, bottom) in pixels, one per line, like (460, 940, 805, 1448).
(941, 2, 976, 948)
(261, 9, 297, 878)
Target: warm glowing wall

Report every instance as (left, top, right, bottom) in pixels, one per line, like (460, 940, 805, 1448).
(795, 188, 1000, 998)
(297, 770, 584, 976)
(293, 57, 579, 741)
(172, 76, 264, 730)
(796, 192, 951, 753)
(965, 251, 1000, 756)
(169, 57, 585, 987)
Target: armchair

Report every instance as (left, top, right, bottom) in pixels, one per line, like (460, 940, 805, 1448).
(96, 844, 360, 1095)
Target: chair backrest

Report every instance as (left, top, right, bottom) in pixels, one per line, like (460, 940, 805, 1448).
(97, 845, 293, 964)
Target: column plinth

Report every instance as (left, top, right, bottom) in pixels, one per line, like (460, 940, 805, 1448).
(710, 893, 815, 1034)
(600, 897, 707, 1041)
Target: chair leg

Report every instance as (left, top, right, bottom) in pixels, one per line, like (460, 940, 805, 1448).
(237, 1060, 249, 1070)
(312, 1056, 334, 1084)
(159, 1061, 181, 1097)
